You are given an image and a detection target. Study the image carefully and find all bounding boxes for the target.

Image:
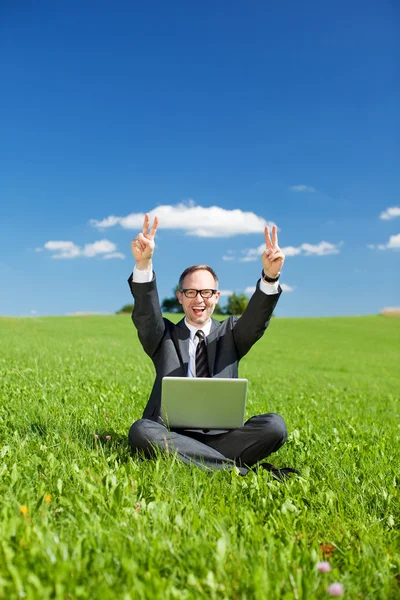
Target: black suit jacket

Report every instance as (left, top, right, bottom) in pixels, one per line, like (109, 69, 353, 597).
(128, 273, 281, 421)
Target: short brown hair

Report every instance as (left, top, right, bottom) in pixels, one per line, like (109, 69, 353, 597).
(178, 265, 219, 289)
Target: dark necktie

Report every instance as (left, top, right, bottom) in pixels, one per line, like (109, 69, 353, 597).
(195, 330, 210, 377)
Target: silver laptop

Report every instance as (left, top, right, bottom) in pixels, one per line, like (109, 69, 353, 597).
(161, 377, 248, 429)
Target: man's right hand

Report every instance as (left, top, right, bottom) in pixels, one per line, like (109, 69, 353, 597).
(131, 213, 159, 270)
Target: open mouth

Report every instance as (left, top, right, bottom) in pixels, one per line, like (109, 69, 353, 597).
(192, 307, 206, 317)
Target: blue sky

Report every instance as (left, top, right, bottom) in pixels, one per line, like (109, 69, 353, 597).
(1, 0, 399, 318)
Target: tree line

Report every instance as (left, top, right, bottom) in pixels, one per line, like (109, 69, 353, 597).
(117, 286, 250, 316)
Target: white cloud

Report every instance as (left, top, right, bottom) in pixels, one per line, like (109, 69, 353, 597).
(280, 283, 295, 292)
(219, 290, 233, 297)
(388, 234, 400, 248)
(281, 245, 302, 257)
(30, 309, 38, 315)
(83, 240, 116, 257)
(239, 243, 265, 262)
(239, 255, 259, 262)
(370, 233, 400, 250)
(91, 215, 122, 228)
(222, 255, 235, 261)
(300, 241, 340, 256)
(245, 286, 256, 295)
(102, 252, 125, 260)
(41, 239, 124, 259)
(290, 185, 316, 193)
(90, 201, 275, 238)
(44, 241, 81, 259)
(379, 206, 400, 221)
(240, 240, 340, 262)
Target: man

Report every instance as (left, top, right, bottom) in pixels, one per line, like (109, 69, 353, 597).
(128, 213, 298, 478)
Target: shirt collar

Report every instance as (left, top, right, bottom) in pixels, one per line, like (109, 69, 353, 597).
(184, 318, 212, 340)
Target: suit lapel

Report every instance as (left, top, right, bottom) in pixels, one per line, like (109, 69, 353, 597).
(206, 319, 220, 376)
(175, 319, 190, 375)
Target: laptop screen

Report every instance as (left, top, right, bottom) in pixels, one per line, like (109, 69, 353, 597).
(161, 377, 248, 429)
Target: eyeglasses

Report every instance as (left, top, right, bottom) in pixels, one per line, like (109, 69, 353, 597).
(179, 289, 218, 299)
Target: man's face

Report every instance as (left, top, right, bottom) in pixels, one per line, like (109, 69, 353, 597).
(176, 270, 221, 328)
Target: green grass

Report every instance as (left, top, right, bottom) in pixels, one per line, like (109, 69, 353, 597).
(0, 314, 399, 599)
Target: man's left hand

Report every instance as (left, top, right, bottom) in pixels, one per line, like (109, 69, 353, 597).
(262, 225, 285, 278)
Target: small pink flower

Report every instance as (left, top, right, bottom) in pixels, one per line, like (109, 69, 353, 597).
(105, 435, 111, 440)
(105, 417, 109, 421)
(94, 434, 99, 439)
(317, 561, 331, 573)
(328, 583, 343, 597)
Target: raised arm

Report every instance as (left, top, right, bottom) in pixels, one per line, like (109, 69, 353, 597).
(129, 214, 165, 358)
(233, 223, 284, 358)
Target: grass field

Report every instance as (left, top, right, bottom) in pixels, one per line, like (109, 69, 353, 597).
(0, 314, 399, 599)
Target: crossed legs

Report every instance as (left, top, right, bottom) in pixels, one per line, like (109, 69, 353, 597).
(128, 413, 288, 475)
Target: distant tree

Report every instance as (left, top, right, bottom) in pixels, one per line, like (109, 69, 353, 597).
(116, 303, 134, 314)
(161, 285, 183, 313)
(213, 303, 225, 315)
(225, 293, 249, 315)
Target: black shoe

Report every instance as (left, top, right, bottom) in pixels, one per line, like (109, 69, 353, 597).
(258, 462, 300, 480)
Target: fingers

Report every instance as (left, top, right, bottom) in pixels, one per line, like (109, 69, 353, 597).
(264, 225, 272, 249)
(142, 213, 158, 238)
(265, 248, 284, 262)
(134, 213, 158, 257)
(142, 212, 151, 235)
(149, 215, 159, 238)
(265, 224, 279, 249)
(271, 225, 278, 246)
(138, 232, 151, 248)
(263, 224, 283, 273)
(131, 238, 144, 253)
(132, 233, 151, 252)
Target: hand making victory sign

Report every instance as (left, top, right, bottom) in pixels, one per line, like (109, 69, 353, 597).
(262, 224, 285, 279)
(131, 213, 159, 269)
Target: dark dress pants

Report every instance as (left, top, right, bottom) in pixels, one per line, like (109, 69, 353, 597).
(128, 413, 288, 475)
